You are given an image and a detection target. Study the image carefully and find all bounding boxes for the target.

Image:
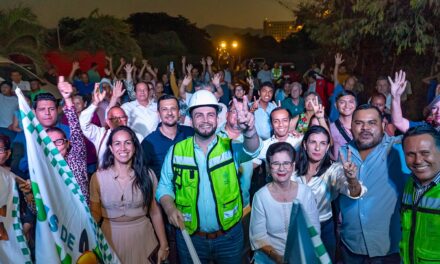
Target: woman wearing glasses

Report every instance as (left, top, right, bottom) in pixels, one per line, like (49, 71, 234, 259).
(90, 126, 168, 263)
(44, 79, 90, 203)
(249, 142, 320, 264)
(293, 125, 364, 262)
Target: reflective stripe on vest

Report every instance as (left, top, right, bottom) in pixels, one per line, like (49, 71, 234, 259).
(400, 178, 440, 264)
(172, 136, 242, 235)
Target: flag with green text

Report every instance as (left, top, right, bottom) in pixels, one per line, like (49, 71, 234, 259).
(0, 167, 32, 264)
(16, 88, 120, 264)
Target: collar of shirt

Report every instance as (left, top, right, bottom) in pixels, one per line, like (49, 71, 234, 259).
(194, 135, 218, 153)
(112, 167, 135, 180)
(413, 170, 440, 190)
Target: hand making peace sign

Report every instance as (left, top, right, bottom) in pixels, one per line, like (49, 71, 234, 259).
(232, 95, 255, 132)
(339, 147, 358, 180)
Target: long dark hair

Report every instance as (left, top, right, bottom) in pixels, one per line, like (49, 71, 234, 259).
(102, 126, 153, 208)
(296, 126, 332, 177)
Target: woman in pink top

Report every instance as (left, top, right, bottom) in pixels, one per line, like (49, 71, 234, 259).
(90, 126, 168, 263)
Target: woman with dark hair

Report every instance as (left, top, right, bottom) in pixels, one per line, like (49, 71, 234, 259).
(293, 125, 365, 261)
(290, 91, 327, 134)
(250, 142, 320, 264)
(90, 126, 168, 263)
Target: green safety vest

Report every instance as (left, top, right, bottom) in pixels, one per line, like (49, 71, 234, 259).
(171, 136, 243, 235)
(400, 177, 440, 264)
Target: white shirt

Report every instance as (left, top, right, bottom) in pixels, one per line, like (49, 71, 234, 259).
(121, 100, 159, 138)
(0, 94, 18, 128)
(79, 104, 143, 166)
(12, 81, 30, 91)
(253, 134, 303, 165)
(250, 183, 320, 256)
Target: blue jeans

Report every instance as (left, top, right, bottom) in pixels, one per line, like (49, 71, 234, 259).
(320, 218, 336, 263)
(176, 223, 244, 264)
(341, 243, 400, 264)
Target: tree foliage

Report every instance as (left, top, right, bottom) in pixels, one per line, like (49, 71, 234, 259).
(126, 12, 213, 55)
(295, 0, 440, 56)
(0, 6, 47, 72)
(62, 9, 142, 59)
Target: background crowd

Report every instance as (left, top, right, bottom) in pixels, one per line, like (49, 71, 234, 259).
(1, 52, 440, 264)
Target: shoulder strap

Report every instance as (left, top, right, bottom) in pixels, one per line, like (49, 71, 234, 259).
(335, 119, 352, 142)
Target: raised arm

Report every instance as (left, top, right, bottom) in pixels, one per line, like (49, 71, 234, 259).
(334, 53, 344, 88)
(122, 64, 136, 101)
(79, 84, 106, 145)
(115, 57, 126, 77)
(211, 72, 224, 100)
(104, 56, 114, 78)
(108, 80, 125, 109)
(390, 70, 410, 132)
(68, 61, 80, 83)
(234, 96, 260, 153)
(179, 75, 192, 100)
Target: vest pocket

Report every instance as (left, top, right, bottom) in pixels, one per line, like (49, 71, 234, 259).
(222, 196, 240, 221)
(417, 212, 440, 261)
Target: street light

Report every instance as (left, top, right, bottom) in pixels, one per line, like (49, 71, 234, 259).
(220, 41, 227, 49)
(232, 41, 238, 49)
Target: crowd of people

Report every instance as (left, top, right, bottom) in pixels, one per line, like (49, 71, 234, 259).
(1, 53, 440, 264)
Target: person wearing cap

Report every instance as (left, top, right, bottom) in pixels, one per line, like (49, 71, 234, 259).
(156, 90, 261, 264)
(391, 70, 440, 132)
(400, 125, 440, 264)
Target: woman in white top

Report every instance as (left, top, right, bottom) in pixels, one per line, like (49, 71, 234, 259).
(292, 125, 364, 262)
(250, 142, 320, 264)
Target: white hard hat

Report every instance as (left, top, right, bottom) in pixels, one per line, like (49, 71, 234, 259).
(187, 90, 220, 115)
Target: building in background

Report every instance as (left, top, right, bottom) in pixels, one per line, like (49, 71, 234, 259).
(263, 19, 303, 42)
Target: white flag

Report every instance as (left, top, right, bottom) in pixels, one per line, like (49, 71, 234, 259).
(0, 167, 32, 264)
(16, 88, 120, 264)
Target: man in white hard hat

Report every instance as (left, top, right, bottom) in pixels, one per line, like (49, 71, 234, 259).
(156, 90, 261, 264)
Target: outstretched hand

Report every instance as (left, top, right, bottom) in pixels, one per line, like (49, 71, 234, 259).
(92, 83, 106, 106)
(58, 76, 73, 107)
(212, 73, 221, 87)
(335, 53, 344, 66)
(112, 80, 125, 99)
(388, 70, 407, 98)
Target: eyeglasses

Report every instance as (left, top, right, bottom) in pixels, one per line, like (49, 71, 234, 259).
(53, 139, 67, 146)
(270, 162, 293, 170)
(109, 116, 128, 122)
(0, 147, 9, 154)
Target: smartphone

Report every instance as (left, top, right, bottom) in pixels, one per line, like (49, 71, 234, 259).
(99, 82, 104, 93)
(170, 61, 174, 72)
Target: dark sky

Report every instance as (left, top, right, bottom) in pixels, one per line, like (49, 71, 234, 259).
(4, 0, 296, 29)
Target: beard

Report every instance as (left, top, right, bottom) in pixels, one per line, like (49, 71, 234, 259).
(355, 132, 383, 150)
(194, 123, 217, 138)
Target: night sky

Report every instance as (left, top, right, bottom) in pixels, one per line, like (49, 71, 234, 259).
(3, 0, 296, 29)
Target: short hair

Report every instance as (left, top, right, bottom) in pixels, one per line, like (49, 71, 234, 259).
(291, 82, 302, 90)
(0, 81, 12, 89)
(352, 104, 383, 121)
(0, 134, 11, 149)
(29, 78, 41, 84)
(157, 94, 180, 111)
(270, 107, 292, 123)
(260, 81, 274, 91)
(33, 93, 57, 110)
(134, 81, 151, 92)
(336, 90, 357, 102)
(303, 91, 322, 104)
(376, 76, 388, 83)
(266, 142, 296, 164)
(403, 125, 440, 151)
(45, 127, 67, 139)
(371, 92, 386, 102)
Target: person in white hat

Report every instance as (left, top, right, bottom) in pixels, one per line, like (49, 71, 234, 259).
(156, 90, 261, 263)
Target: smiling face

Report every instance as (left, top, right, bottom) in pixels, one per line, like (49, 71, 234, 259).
(337, 95, 356, 117)
(259, 86, 273, 103)
(135, 82, 149, 103)
(304, 132, 330, 162)
(404, 134, 440, 186)
(271, 108, 290, 138)
(304, 94, 317, 111)
(109, 130, 135, 165)
(430, 100, 440, 126)
(269, 151, 294, 184)
(159, 98, 179, 127)
(0, 140, 11, 166)
(191, 106, 218, 138)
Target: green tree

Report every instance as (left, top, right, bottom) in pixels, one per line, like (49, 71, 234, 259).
(65, 9, 141, 59)
(0, 6, 47, 72)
